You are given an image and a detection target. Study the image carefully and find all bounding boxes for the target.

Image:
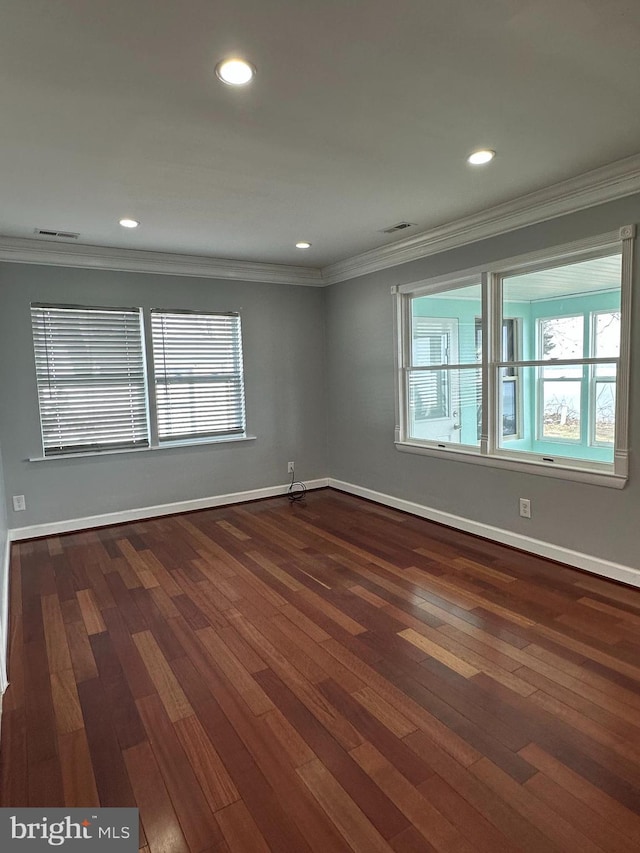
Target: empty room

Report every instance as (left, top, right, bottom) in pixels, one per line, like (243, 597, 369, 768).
(1, 1, 640, 851)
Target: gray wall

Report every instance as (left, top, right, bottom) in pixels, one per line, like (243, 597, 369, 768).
(326, 194, 640, 569)
(0, 263, 327, 528)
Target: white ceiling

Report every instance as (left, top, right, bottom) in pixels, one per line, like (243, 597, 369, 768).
(1, 0, 640, 269)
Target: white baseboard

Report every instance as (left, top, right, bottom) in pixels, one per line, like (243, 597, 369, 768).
(328, 478, 640, 589)
(0, 537, 10, 695)
(8, 479, 329, 541)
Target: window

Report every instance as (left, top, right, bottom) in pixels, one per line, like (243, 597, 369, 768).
(395, 226, 634, 486)
(31, 304, 149, 456)
(151, 310, 246, 443)
(31, 305, 248, 458)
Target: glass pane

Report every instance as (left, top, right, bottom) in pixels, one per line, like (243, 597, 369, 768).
(501, 318, 518, 368)
(411, 281, 481, 366)
(594, 311, 621, 358)
(409, 370, 449, 421)
(539, 316, 583, 360)
(542, 381, 582, 441)
(408, 368, 481, 447)
(594, 380, 616, 445)
(502, 379, 517, 437)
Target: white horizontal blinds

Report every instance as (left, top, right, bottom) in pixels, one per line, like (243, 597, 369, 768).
(151, 310, 246, 442)
(31, 305, 149, 456)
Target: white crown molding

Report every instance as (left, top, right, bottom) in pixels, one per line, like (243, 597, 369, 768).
(328, 479, 640, 589)
(7, 478, 329, 540)
(321, 152, 640, 284)
(0, 236, 324, 287)
(1, 153, 640, 287)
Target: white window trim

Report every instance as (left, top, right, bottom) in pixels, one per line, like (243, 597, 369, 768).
(27, 433, 257, 462)
(393, 225, 635, 488)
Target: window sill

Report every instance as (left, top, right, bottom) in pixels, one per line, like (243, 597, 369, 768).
(394, 440, 627, 489)
(28, 434, 256, 462)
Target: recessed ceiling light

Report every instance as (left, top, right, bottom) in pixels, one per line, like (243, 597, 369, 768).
(295, 241, 312, 249)
(119, 218, 139, 228)
(215, 58, 256, 86)
(467, 149, 496, 165)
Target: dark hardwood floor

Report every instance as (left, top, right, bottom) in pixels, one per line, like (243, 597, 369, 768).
(2, 488, 640, 852)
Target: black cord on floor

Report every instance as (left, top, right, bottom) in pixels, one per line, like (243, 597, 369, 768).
(287, 469, 306, 503)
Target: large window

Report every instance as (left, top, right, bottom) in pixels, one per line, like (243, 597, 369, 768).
(31, 304, 247, 457)
(31, 304, 149, 456)
(395, 226, 634, 486)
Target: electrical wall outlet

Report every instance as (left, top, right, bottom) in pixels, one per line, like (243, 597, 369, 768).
(288, 461, 295, 474)
(519, 498, 531, 519)
(12, 495, 26, 512)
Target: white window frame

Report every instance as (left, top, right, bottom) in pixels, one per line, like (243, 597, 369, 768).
(393, 225, 635, 489)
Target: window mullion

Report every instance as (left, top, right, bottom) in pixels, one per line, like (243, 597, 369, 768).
(142, 307, 159, 448)
(485, 271, 499, 456)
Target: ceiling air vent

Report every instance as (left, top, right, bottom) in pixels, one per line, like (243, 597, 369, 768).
(35, 228, 80, 240)
(381, 222, 416, 234)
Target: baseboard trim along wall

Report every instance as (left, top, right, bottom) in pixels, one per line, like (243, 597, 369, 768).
(0, 538, 11, 695)
(8, 479, 330, 541)
(328, 478, 640, 590)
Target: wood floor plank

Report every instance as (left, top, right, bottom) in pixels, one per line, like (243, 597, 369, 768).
(50, 668, 84, 734)
(63, 617, 99, 682)
(215, 800, 271, 853)
(398, 627, 480, 678)
(76, 588, 106, 635)
(41, 593, 74, 673)
(77, 677, 136, 807)
(352, 685, 418, 739)
(132, 630, 193, 722)
(58, 728, 100, 807)
(297, 758, 394, 853)
(123, 741, 189, 853)
(174, 714, 240, 812)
